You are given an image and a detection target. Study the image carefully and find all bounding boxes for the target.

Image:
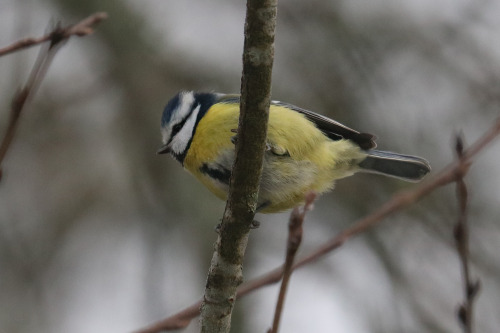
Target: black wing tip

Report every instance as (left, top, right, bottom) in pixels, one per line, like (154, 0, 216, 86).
(357, 132, 377, 150)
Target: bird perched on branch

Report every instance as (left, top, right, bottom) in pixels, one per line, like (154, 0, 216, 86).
(158, 91, 431, 213)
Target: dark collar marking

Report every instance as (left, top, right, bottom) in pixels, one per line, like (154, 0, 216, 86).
(200, 163, 231, 185)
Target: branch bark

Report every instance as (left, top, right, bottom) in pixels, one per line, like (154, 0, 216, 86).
(199, 1, 277, 332)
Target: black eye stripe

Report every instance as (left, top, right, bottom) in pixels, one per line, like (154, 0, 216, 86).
(170, 119, 186, 140)
(172, 122, 183, 133)
(169, 103, 200, 142)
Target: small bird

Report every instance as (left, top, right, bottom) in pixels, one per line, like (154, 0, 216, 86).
(158, 91, 431, 213)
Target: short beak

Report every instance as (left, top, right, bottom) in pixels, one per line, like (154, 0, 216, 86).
(157, 143, 171, 155)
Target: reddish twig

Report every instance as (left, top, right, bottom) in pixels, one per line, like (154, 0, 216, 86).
(0, 12, 107, 57)
(134, 303, 201, 333)
(454, 135, 480, 333)
(134, 118, 500, 333)
(268, 192, 316, 333)
(0, 12, 108, 178)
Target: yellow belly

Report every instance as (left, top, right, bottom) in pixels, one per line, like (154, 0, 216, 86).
(183, 102, 365, 213)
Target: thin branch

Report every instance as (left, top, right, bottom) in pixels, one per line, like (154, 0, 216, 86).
(0, 12, 108, 57)
(199, 1, 277, 332)
(268, 192, 316, 333)
(454, 134, 480, 333)
(134, 117, 500, 333)
(133, 303, 201, 333)
(0, 12, 108, 178)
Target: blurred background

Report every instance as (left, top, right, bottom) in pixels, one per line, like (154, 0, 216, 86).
(1, 0, 499, 332)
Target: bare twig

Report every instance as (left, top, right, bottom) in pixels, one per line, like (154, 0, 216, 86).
(134, 117, 500, 333)
(454, 134, 480, 333)
(133, 303, 201, 333)
(0, 43, 58, 170)
(268, 192, 316, 333)
(0, 12, 108, 178)
(0, 12, 107, 57)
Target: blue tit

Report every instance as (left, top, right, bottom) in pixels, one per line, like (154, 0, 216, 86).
(158, 91, 431, 213)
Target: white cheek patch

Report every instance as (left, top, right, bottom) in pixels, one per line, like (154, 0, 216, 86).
(161, 91, 196, 146)
(174, 91, 195, 123)
(171, 104, 201, 155)
(161, 127, 171, 144)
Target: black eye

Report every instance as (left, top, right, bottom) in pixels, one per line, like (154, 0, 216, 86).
(172, 123, 183, 136)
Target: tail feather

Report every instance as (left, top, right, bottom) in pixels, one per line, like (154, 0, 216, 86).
(358, 150, 431, 182)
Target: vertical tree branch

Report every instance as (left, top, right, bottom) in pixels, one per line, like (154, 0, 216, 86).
(199, 1, 277, 332)
(454, 135, 480, 333)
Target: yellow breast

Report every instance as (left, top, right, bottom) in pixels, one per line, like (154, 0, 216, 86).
(183, 103, 238, 200)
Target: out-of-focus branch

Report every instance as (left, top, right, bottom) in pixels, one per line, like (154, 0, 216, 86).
(134, 117, 500, 333)
(454, 135, 480, 333)
(0, 12, 107, 57)
(199, 1, 277, 332)
(268, 192, 315, 333)
(0, 12, 107, 179)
